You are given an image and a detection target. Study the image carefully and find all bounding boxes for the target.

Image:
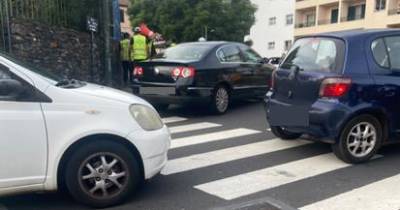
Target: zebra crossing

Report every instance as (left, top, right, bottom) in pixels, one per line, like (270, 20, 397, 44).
(160, 115, 400, 210)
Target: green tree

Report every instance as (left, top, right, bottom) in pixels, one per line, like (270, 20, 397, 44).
(128, 0, 257, 42)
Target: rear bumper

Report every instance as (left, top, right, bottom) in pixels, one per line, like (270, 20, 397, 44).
(265, 92, 351, 143)
(131, 83, 213, 105)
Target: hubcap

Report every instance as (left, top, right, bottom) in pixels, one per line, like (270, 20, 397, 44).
(215, 88, 229, 112)
(346, 122, 377, 158)
(78, 153, 129, 199)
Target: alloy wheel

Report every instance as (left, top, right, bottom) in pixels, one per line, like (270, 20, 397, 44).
(215, 87, 229, 113)
(78, 152, 129, 199)
(346, 122, 377, 158)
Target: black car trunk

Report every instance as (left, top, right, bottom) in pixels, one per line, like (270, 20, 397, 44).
(135, 60, 192, 84)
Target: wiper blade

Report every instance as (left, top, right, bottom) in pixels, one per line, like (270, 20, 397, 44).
(56, 79, 86, 88)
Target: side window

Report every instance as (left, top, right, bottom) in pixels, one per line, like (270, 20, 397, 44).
(371, 38, 390, 68)
(218, 45, 243, 62)
(0, 64, 13, 97)
(385, 36, 400, 70)
(240, 46, 262, 63)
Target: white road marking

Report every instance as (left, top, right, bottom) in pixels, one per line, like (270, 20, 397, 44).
(169, 122, 222, 134)
(195, 154, 352, 200)
(300, 173, 400, 210)
(162, 117, 187, 124)
(162, 139, 309, 175)
(171, 128, 261, 149)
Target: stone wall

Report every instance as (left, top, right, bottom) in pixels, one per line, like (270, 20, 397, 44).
(10, 19, 104, 83)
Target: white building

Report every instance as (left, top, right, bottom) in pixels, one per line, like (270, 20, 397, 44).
(250, 0, 295, 58)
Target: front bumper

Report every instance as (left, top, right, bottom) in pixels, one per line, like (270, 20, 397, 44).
(126, 125, 171, 179)
(265, 92, 351, 143)
(131, 83, 213, 105)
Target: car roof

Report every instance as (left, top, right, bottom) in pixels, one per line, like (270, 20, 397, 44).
(302, 29, 400, 40)
(177, 41, 241, 48)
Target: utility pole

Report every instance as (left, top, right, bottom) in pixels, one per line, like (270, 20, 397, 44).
(204, 26, 208, 41)
(103, 0, 112, 86)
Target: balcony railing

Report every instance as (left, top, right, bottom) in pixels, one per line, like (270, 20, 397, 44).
(388, 8, 400, 15)
(318, 19, 338, 25)
(295, 21, 316, 28)
(340, 14, 365, 22)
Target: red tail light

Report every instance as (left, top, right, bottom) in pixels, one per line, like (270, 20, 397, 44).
(133, 66, 144, 77)
(171, 67, 196, 78)
(270, 70, 276, 90)
(319, 78, 352, 98)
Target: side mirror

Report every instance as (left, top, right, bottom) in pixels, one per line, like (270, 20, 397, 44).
(0, 79, 26, 101)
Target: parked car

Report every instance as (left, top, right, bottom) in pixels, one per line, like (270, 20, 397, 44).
(265, 29, 400, 164)
(0, 53, 170, 207)
(131, 41, 274, 114)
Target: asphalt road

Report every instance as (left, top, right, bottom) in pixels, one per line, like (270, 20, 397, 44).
(2, 100, 400, 210)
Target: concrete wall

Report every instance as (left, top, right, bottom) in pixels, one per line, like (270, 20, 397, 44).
(250, 0, 295, 58)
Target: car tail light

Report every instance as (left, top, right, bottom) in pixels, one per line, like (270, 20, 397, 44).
(171, 66, 196, 78)
(270, 70, 276, 90)
(319, 78, 352, 98)
(133, 66, 144, 77)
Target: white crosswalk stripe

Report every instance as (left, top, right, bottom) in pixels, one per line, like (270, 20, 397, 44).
(169, 122, 222, 134)
(300, 174, 400, 210)
(194, 154, 352, 200)
(162, 139, 310, 175)
(171, 128, 261, 149)
(162, 117, 187, 124)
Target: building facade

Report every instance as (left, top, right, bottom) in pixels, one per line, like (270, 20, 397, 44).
(119, 0, 133, 35)
(295, 0, 400, 37)
(250, 0, 295, 58)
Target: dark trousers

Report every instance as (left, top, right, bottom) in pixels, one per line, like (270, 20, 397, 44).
(122, 61, 132, 85)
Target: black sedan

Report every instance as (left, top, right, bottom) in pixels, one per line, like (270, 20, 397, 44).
(131, 41, 274, 114)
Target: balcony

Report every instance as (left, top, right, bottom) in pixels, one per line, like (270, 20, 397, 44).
(295, 21, 316, 28)
(340, 14, 365, 22)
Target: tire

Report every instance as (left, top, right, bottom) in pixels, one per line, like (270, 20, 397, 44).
(210, 85, 230, 114)
(65, 140, 141, 208)
(332, 115, 383, 164)
(270, 126, 302, 140)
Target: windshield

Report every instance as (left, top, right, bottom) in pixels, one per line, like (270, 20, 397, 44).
(0, 52, 62, 84)
(281, 37, 345, 73)
(158, 44, 211, 61)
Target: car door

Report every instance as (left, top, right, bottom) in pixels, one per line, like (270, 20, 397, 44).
(0, 62, 48, 188)
(217, 44, 250, 97)
(239, 44, 273, 96)
(369, 35, 400, 138)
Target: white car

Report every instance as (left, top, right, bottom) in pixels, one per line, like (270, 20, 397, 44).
(0, 53, 170, 207)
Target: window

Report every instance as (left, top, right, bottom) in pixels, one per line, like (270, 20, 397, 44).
(286, 14, 293, 25)
(306, 13, 316, 26)
(218, 45, 243, 62)
(269, 17, 276, 25)
(120, 9, 125, 23)
(268, 42, 275, 50)
(375, 0, 386, 11)
(281, 38, 345, 73)
(284, 40, 292, 51)
(239, 45, 262, 63)
(386, 36, 400, 69)
(331, 9, 339, 23)
(0, 64, 11, 80)
(348, 4, 366, 20)
(162, 44, 211, 61)
(371, 38, 390, 68)
(371, 36, 400, 70)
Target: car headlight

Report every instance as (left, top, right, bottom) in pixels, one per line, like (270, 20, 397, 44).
(129, 104, 164, 131)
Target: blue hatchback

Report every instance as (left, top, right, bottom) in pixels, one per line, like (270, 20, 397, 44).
(265, 29, 400, 164)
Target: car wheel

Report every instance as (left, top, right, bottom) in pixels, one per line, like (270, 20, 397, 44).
(270, 126, 302, 140)
(332, 115, 382, 164)
(65, 140, 140, 208)
(211, 85, 230, 114)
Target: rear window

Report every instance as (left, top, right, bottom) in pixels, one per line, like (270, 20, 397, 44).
(281, 37, 345, 73)
(160, 44, 211, 61)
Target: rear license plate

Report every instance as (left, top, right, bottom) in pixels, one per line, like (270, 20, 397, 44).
(268, 102, 309, 126)
(139, 87, 175, 95)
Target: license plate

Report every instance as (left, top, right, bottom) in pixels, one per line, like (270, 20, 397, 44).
(268, 102, 309, 126)
(139, 87, 175, 95)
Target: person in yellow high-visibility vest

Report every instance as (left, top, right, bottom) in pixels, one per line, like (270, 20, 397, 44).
(120, 33, 131, 85)
(131, 27, 150, 62)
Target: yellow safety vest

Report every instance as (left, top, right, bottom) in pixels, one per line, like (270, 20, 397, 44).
(131, 35, 148, 61)
(120, 39, 130, 61)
